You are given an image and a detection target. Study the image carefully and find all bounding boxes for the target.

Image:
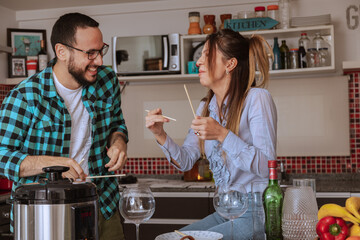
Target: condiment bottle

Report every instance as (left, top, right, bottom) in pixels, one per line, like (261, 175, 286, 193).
(219, 14, 232, 30)
(280, 40, 290, 69)
(289, 48, 299, 69)
(188, 12, 201, 35)
(313, 32, 325, 50)
(318, 47, 330, 67)
(272, 37, 282, 70)
(299, 32, 310, 52)
(203, 15, 216, 34)
(263, 160, 284, 240)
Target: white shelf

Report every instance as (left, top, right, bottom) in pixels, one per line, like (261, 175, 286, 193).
(181, 24, 335, 77)
(118, 74, 199, 84)
(0, 45, 12, 54)
(4, 78, 23, 85)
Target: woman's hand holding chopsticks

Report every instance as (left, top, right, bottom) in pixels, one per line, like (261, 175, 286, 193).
(191, 116, 229, 143)
(145, 108, 169, 146)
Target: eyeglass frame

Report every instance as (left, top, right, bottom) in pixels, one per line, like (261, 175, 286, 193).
(60, 42, 109, 60)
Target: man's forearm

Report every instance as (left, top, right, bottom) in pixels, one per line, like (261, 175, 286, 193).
(108, 132, 127, 147)
(19, 155, 49, 177)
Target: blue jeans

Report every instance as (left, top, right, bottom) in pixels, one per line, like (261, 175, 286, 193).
(181, 197, 253, 240)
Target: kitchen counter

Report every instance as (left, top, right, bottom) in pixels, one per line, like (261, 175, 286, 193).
(120, 173, 360, 194)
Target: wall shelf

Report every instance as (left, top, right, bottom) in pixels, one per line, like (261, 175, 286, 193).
(0, 45, 12, 54)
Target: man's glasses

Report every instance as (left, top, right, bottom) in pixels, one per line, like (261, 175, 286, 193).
(61, 43, 109, 60)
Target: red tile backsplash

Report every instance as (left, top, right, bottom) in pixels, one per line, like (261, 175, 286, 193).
(0, 72, 358, 176)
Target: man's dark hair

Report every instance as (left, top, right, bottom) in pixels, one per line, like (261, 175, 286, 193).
(50, 12, 99, 54)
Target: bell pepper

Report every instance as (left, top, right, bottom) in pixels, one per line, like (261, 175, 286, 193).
(316, 216, 349, 240)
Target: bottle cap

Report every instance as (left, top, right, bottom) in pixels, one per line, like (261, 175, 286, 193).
(268, 160, 277, 168)
(301, 32, 308, 36)
(254, 6, 266, 11)
(290, 48, 299, 52)
(189, 12, 200, 17)
(267, 5, 279, 10)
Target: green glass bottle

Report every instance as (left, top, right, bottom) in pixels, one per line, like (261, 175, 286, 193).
(280, 40, 290, 69)
(263, 160, 283, 240)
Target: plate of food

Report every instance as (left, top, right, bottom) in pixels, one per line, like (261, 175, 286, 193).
(155, 231, 223, 240)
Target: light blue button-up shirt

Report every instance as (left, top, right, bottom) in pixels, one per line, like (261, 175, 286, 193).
(159, 88, 277, 192)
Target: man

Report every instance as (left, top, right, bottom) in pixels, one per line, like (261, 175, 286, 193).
(0, 13, 127, 240)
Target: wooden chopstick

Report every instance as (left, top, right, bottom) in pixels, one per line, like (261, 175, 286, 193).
(145, 110, 176, 121)
(183, 84, 196, 118)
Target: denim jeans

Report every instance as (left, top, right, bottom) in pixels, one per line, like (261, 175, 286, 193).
(181, 196, 253, 240)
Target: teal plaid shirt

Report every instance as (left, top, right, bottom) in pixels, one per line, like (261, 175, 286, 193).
(0, 59, 128, 230)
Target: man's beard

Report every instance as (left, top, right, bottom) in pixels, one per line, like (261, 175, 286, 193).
(68, 56, 96, 87)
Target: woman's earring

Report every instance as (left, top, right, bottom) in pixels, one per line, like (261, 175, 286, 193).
(226, 69, 229, 75)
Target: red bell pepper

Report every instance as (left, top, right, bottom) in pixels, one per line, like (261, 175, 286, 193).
(316, 216, 349, 240)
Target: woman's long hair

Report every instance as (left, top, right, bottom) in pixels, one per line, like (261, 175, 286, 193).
(200, 29, 272, 152)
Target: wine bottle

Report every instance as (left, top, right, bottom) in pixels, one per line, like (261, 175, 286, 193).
(279, 40, 290, 69)
(38, 40, 48, 71)
(272, 37, 282, 70)
(263, 160, 284, 240)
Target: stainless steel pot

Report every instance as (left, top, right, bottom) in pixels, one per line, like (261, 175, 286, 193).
(13, 166, 99, 240)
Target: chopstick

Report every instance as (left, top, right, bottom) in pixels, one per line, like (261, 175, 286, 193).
(174, 230, 187, 237)
(145, 110, 177, 121)
(86, 174, 126, 179)
(184, 84, 200, 136)
(79, 158, 85, 166)
(183, 84, 196, 118)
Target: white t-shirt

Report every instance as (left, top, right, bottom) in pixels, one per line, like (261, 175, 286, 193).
(53, 73, 92, 175)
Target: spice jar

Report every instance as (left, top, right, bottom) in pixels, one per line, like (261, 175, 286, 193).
(188, 12, 201, 35)
(219, 14, 232, 30)
(289, 48, 299, 69)
(254, 6, 266, 18)
(267, 5, 279, 28)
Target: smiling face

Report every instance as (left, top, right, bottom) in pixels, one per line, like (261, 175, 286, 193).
(66, 27, 104, 86)
(196, 41, 230, 92)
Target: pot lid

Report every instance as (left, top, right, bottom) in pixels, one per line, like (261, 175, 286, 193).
(13, 166, 98, 204)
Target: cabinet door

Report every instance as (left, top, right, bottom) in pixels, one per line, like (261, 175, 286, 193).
(123, 196, 213, 239)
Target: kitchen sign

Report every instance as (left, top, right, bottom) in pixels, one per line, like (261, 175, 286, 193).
(224, 17, 279, 32)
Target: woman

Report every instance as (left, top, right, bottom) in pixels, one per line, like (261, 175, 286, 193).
(145, 29, 277, 239)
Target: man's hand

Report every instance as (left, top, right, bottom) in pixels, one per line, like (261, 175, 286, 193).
(105, 132, 128, 172)
(20, 156, 87, 181)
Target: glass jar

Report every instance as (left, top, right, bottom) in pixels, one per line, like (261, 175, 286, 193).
(254, 6, 266, 18)
(307, 48, 319, 68)
(267, 5, 279, 28)
(289, 48, 299, 69)
(318, 47, 330, 67)
(279, 0, 290, 29)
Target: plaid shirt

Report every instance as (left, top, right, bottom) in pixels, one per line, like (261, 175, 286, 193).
(0, 59, 128, 230)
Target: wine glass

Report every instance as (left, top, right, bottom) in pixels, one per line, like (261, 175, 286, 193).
(213, 183, 249, 240)
(119, 186, 155, 240)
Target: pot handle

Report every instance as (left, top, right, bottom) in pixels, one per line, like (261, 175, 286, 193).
(42, 166, 70, 182)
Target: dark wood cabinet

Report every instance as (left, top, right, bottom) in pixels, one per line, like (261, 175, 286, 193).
(123, 193, 214, 240)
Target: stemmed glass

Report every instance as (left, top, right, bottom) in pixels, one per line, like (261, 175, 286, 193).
(119, 186, 155, 240)
(213, 183, 249, 240)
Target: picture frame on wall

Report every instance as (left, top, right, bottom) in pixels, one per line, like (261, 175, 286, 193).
(8, 56, 27, 78)
(7, 28, 47, 56)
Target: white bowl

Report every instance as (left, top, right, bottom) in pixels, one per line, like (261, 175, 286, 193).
(155, 230, 223, 240)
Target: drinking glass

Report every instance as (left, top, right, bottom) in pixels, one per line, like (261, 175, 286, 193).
(213, 183, 248, 240)
(119, 186, 155, 240)
(293, 178, 316, 194)
(282, 186, 318, 240)
(251, 181, 268, 240)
